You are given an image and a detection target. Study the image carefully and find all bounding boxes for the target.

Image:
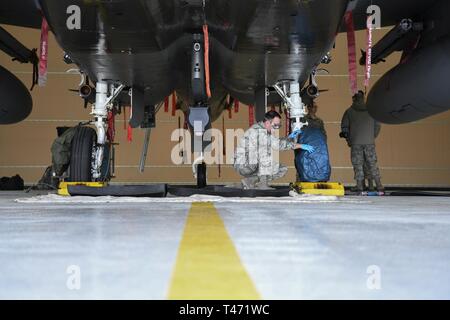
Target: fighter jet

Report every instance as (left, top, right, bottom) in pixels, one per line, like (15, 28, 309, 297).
(0, 0, 447, 186)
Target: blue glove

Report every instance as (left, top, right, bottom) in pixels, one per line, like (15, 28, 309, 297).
(301, 144, 315, 153)
(288, 129, 302, 140)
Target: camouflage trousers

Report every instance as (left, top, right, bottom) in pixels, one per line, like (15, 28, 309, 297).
(363, 162, 372, 179)
(351, 144, 381, 181)
(234, 162, 288, 182)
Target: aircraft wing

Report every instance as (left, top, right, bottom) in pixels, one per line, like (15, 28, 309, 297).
(344, 0, 450, 124)
(0, 0, 42, 29)
(344, 0, 437, 30)
(0, 0, 41, 125)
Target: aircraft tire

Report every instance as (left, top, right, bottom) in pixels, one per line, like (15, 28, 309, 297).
(69, 126, 96, 182)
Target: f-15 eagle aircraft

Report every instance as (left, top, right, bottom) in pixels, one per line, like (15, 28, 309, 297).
(1, 0, 449, 186)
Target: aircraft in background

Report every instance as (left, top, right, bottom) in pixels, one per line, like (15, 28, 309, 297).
(0, 0, 448, 186)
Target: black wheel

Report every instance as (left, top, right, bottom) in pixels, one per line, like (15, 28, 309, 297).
(197, 162, 207, 188)
(69, 126, 96, 182)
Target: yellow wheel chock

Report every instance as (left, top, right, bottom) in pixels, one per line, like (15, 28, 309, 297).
(290, 182, 345, 196)
(58, 181, 107, 196)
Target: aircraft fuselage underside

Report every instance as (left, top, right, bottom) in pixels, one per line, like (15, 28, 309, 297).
(40, 0, 348, 109)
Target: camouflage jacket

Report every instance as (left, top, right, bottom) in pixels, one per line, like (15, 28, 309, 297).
(234, 122, 296, 175)
(341, 102, 381, 145)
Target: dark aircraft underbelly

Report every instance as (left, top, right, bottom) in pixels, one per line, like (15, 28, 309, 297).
(41, 0, 348, 107)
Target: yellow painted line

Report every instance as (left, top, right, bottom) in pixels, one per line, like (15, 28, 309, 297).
(168, 202, 260, 300)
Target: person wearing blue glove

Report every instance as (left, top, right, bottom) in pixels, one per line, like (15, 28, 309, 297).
(234, 110, 314, 190)
(300, 144, 315, 153)
(288, 129, 314, 153)
(288, 129, 302, 140)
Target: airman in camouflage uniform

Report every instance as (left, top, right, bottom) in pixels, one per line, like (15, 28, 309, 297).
(363, 162, 375, 191)
(234, 110, 314, 189)
(340, 91, 384, 192)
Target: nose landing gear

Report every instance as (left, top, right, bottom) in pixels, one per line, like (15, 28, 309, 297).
(188, 34, 211, 188)
(273, 81, 309, 132)
(69, 81, 123, 183)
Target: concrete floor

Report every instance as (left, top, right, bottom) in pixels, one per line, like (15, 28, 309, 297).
(0, 191, 449, 299)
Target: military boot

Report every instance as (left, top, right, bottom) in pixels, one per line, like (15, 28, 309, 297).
(375, 177, 385, 192)
(352, 180, 364, 193)
(255, 175, 275, 190)
(367, 179, 375, 192)
(241, 176, 259, 189)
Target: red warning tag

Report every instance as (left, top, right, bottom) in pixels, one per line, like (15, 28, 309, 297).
(345, 11, 358, 95)
(234, 99, 239, 113)
(171, 92, 177, 116)
(364, 15, 373, 89)
(38, 17, 49, 86)
(248, 105, 255, 126)
(164, 96, 169, 113)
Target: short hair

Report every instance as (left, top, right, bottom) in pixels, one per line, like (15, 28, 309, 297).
(264, 110, 281, 121)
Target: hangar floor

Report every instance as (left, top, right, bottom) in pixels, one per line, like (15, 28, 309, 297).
(0, 191, 449, 299)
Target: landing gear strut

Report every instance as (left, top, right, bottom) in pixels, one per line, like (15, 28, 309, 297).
(69, 80, 123, 182)
(91, 81, 124, 180)
(273, 81, 309, 132)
